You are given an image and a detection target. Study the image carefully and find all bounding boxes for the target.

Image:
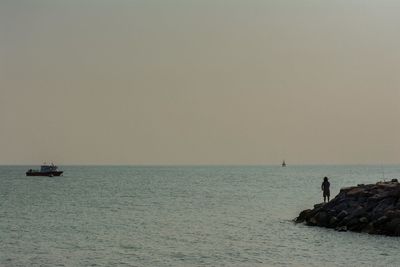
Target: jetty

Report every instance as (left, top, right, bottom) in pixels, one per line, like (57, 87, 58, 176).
(295, 179, 400, 236)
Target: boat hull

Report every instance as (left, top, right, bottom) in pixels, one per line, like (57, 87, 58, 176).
(26, 171, 63, 177)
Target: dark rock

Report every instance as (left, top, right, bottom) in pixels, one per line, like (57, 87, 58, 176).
(332, 191, 347, 203)
(372, 216, 389, 227)
(377, 183, 398, 190)
(348, 206, 367, 219)
(315, 211, 329, 226)
(329, 216, 338, 227)
(385, 209, 400, 219)
(370, 198, 396, 221)
(346, 187, 366, 197)
(361, 223, 374, 234)
(295, 209, 312, 223)
(336, 226, 347, 232)
(370, 191, 392, 201)
(307, 216, 318, 226)
(314, 203, 325, 209)
(366, 198, 379, 210)
(337, 215, 352, 227)
(394, 224, 400, 236)
(347, 217, 360, 227)
(346, 200, 360, 211)
(331, 201, 348, 213)
(340, 186, 357, 193)
(349, 222, 367, 232)
(382, 218, 400, 235)
(387, 188, 400, 198)
(296, 180, 400, 237)
(337, 210, 348, 220)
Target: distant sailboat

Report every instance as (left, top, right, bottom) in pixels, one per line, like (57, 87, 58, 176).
(282, 160, 286, 167)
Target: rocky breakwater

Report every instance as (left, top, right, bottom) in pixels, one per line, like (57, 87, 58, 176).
(295, 179, 400, 236)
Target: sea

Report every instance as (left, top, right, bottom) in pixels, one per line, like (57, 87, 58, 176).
(1, 165, 400, 267)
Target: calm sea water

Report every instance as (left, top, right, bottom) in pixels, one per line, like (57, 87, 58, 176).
(1, 165, 400, 266)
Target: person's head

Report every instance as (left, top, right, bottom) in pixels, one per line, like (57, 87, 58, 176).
(324, 176, 328, 182)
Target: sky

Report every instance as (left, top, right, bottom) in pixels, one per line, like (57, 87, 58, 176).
(1, 0, 399, 165)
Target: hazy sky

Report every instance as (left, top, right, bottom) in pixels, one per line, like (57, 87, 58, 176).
(1, 0, 399, 165)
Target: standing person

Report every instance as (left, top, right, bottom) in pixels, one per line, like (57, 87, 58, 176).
(321, 177, 330, 203)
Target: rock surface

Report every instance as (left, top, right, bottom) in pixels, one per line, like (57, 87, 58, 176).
(295, 179, 400, 236)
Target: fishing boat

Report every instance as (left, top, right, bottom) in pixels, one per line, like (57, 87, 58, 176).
(282, 160, 287, 167)
(26, 163, 63, 177)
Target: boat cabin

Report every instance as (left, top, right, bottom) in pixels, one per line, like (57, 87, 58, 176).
(40, 164, 58, 173)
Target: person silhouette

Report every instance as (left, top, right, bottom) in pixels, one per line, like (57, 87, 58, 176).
(321, 176, 330, 203)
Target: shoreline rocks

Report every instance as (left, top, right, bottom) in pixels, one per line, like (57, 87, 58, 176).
(295, 179, 400, 236)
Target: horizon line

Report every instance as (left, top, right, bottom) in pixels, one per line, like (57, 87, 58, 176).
(0, 163, 399, 167)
